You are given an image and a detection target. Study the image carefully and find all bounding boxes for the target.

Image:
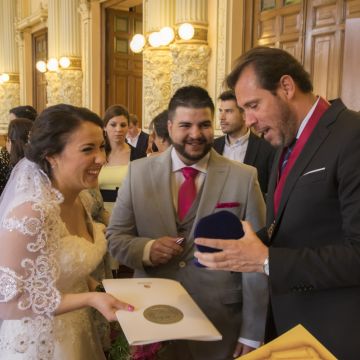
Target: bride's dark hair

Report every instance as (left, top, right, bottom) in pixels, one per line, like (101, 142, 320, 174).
(25, 104, 103, 176)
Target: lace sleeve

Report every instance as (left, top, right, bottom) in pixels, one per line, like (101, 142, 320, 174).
(0, 159, 63, 358)
(0, 201, 61, 319)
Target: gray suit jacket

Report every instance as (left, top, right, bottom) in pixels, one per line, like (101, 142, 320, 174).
(107, 148, 268, 359)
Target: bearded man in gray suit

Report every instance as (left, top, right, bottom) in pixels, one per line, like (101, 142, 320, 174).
(107, 85, 268, 360)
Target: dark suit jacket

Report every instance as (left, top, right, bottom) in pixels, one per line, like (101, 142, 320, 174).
(134, 130, 149, 156)
(130, 143, 147, 161)
(261, 99, 360, 359)
(213, 131, 275, 195)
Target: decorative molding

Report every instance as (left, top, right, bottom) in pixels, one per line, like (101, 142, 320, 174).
(66, 57, 82, 70)
(215, 0, 228, 131)
(45, 69, 83, 107)
(79, 0, 92, 108)
(170, 43, 211, 93)
(0, 83, 20, 134)
(143, 48, 172, 128)
(16, 6, 48, 31)
(5, 73, 20, 83)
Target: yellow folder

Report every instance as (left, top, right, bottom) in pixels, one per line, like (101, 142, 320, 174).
(237, 324, 337, 359)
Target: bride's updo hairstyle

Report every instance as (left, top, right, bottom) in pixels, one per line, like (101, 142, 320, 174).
(26, 103, 103, 176)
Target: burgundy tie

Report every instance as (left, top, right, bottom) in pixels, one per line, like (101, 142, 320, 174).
(178, 167, 199, 221)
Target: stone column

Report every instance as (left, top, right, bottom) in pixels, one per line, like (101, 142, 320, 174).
(46, 0, 82, 106)
(0, 0, 20, 133)
(79, 0, 92, 108)
(143, 0, 175, 128)
(170, 0, 210, 93)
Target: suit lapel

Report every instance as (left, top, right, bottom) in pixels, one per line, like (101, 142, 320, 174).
(192, 150, 229, 235)
(149, 148, 178, 235)
(270, 101, 343, 237)
(244, 132, 259, 166)
(267, 148, 282, 225)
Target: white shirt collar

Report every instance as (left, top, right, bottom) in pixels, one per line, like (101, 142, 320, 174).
(296, 96, 320, 139)
(171, 147, 209, 174)
(224, 128, 250, 147)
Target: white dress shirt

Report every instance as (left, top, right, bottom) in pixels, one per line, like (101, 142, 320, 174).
(222, 129, 250, 163)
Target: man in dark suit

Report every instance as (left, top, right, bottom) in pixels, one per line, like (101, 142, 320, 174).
(126, 113, 149, 155)
(213, 90, 275, 195)
(195, 47, 360, 359)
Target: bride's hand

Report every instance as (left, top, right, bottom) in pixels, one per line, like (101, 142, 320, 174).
(89, 292, 134, 321)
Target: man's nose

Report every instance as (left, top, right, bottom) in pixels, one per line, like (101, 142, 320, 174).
(244, 112, 256, 128)
(189, 126, 201, 138)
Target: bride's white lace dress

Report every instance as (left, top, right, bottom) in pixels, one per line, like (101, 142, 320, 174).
(0, 159, 108, 359)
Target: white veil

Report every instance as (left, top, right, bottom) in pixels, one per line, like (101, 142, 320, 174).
(0, 158, 63, 358)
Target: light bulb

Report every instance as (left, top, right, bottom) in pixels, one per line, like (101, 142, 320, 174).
(47, 58, 59, 72)
(59, 57, 71, 68)
(159, 27, 175, 46)
(36, 60, 47, 73)
(178, 23, 195, 41)
(0, 73, 10, 82)
(132, 34, 146, 48)
(148, 32, 162, 47)
(130, 40, 143, 53)
(130, 34, 145, 53)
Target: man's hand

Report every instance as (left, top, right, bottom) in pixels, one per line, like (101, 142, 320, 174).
(150, 236, 183, 265)
(194, 221, 268, 272)
(233, 342, 255, 358)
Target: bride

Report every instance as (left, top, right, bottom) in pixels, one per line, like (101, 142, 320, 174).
(0, 104, 134, 359)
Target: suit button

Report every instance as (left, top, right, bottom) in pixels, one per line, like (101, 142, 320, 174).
(179, 261, 186, 268)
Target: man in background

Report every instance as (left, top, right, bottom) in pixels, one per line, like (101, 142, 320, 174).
(126, 113, 149, 155)
(108, 85, 268, 359)
(214, 90, 275, 195)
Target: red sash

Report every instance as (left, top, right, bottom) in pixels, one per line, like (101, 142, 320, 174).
(274, 97, 330, 215)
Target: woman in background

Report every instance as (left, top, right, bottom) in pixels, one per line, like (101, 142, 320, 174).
(0, 104, 133, 359)
(98, 104, 145, 212)
(0, 118, 33, 195)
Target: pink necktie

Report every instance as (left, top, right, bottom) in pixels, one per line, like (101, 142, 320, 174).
(178, 167, 199, 221)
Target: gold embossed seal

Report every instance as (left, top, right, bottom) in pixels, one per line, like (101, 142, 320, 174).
(143, 305, 184, 324)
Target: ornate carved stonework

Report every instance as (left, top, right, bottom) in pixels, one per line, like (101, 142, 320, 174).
(170, 43, 211, 93)
(0, 83, 20, 134)
(143, 48, 172, 128)
(46, 69, 83, 107)
(215, 0, 228, 131)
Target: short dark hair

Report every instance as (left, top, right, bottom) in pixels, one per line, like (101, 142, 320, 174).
(218, 90, 237, 102)
(26, 104, 103, 176)
(150, 110, 171, 144)
(103, 104, 130, 154)
(7, 118, 33, 166)
(168, 85, 215, 120)
(226, 47, 313, 94)
(129, 114, 138, 126)
(9, 105, 38, 122)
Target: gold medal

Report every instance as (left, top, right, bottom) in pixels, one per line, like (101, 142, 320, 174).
(143, 305, 184, 324)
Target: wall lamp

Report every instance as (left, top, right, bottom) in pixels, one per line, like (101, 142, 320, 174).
(0, 73, 10, 84)
(36, 56, 71, 73)
(130, 23, 195, 53)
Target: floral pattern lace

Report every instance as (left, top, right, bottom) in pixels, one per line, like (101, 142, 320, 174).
(0, 159, 63, 359)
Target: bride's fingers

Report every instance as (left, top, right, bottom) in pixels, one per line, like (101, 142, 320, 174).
(112, 298, 135, 312)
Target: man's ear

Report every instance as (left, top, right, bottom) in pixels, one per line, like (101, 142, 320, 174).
(167, 119, 172, 133)
(279, 75, 295, 99)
